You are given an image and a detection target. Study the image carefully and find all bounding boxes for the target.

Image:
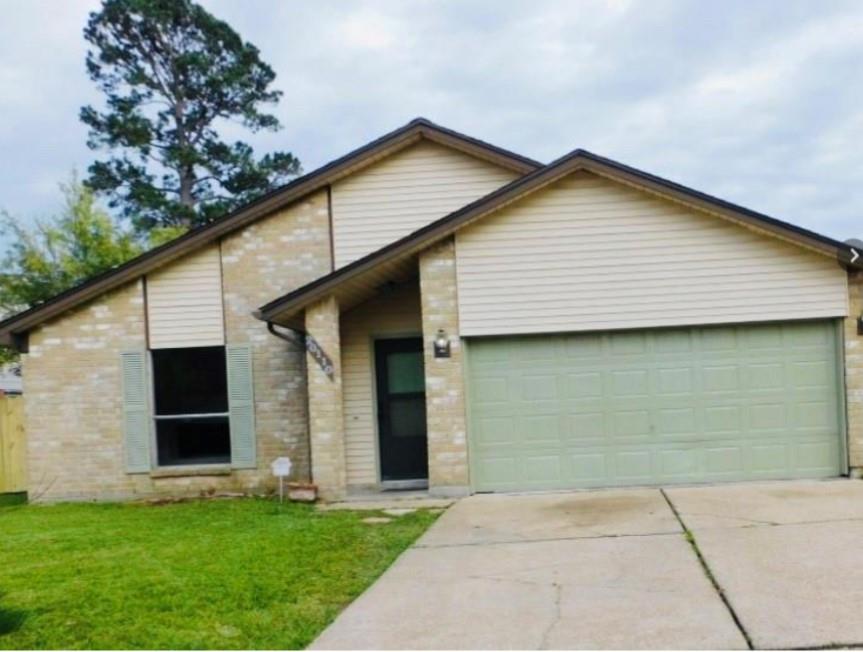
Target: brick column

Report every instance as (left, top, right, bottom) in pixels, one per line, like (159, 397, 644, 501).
(419, 238, 470, 496)
(305, 295, 346, 500)
(846, 270, 863, 470)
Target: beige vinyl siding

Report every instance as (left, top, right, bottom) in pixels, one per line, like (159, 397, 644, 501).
(341, 282, 422, 487)
(456, 171, 848, 337)
(331, 140, 518, 269)
(146, 245, 225, 349)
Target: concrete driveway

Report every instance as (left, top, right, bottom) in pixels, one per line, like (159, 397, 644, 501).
(312, 480, 863, 650)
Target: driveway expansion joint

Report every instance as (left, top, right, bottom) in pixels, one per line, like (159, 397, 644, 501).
(413, 529, 681, 549)
(660, 488, 755, 651)
(784, 643, 863, 650)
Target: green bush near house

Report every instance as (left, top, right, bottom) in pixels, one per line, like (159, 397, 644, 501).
(0, 498, 437, 649)
(0, 493, 26, 507)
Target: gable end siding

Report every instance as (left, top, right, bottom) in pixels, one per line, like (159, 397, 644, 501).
(331, 140, 518, 269)
(145, 244, 225, 349)
(456, 172, 848, 336)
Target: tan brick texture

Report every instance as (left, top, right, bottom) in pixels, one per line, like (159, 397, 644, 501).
(24, 281, 149, 501)
(220, 189, 332, 486)
(419, 237, 470, 496)
(847, 270, 863, 469)
(22, 190, 331, 501)
(305, 296, 347, 500)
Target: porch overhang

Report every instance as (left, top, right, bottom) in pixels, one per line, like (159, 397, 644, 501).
(253, 250, 422, 329)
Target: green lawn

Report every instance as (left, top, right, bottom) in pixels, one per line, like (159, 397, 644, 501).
(0, 498, 438, 649)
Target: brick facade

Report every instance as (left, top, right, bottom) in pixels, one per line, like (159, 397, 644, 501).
(419, 238, 470, 496)
(24, 281, 149, 501)
(305, 296, 347, 500)
(17, 188, 863, 501)
(221, 190, 332, 487)
(22, 190, 330, 501)
(847, 270, 863, 469)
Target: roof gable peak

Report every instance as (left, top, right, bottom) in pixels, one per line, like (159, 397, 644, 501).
(0, 119, 539, 345)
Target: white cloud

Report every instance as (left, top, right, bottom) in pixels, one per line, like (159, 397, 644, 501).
(334, 10, 402, 51)
(1, 0, 862, 241)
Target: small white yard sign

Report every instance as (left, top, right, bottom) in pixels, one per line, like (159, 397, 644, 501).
(271, 456, 292, 502)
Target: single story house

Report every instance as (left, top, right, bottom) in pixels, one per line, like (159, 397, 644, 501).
(1, 118, 860, 501)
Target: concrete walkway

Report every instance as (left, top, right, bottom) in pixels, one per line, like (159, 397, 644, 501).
(312, 479, 863, 650)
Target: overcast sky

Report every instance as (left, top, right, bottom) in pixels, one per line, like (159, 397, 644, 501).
(1, 0, 862, 242)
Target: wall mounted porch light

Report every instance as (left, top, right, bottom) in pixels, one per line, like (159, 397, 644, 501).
(433, 329, 451, 358)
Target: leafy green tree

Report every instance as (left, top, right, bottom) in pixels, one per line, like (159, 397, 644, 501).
(81, 0, 301, 233)
(0, 179, 142, 364)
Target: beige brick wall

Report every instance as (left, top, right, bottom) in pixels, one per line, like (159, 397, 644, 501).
(305, 296, 347, 500)
(847, 270, 863, 469)
(24, 281, 149, 500)
(22, 190, 331, 501)
(419, 237, 470, 496)
(221, 189, 332, 486)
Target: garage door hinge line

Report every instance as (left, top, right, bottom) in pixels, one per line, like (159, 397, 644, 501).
(660, 488, 754, 651)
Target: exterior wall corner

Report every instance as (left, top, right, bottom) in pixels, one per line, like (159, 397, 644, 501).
(305, 295, 347, 500)
(419, 237, 470, 491)
(846, 270, 863, 468)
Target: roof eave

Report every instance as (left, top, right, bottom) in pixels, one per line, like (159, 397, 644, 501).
(256, 151, 862, 325)
(0, 118, 540, 344)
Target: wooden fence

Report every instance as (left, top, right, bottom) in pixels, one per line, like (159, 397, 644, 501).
(0, 394, 26, 494)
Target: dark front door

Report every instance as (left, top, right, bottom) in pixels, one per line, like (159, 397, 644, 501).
(375, 338, 428, 481)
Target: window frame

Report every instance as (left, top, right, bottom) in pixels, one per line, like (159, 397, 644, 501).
(148, 347, 232, 469)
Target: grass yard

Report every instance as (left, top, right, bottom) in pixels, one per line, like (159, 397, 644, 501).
(0, 498, 438, 649)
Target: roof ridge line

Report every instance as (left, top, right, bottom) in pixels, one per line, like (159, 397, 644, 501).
(0, 118, 540, 344)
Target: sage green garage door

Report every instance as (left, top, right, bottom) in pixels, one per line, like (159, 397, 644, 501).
(467, 321, 843, 492)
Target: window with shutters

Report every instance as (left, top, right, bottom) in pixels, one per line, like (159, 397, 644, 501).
(151, 346, 231, 466)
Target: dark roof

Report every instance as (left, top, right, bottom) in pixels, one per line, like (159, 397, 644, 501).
(0, 118, 540, 346)
(256, 147, 862, 324)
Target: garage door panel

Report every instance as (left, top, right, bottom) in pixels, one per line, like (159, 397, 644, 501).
(750, 444, 791, 474)
(704, 406, 742, 433)
(795, 401, 833, 429)
(653, 329, 695, 353)
(472, 377, 510, 403)
(564, 334, 603, 357)
(705, 446, 744, 475)
(657, 367, 695, 394)
(790, 360, 832, 388)
(747, 363, 785, 389)
(702, 365, 741, 392)
(609, 331, 649, 354)
(468, 321, 842, 491)
(520, 415, 562, 442)
(569, 453, 608, 482)
(657, 407, 698, 434)
(566, 372, 604, 398)
(521, 374, 559, 400)
(568, 412, 606, 439)
(659, 448, 701, 478)
(794, 440, 838, 472)
(612, 451, 653, 483)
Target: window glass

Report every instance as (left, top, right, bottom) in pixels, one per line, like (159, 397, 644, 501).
(386, 351, 425, 394)
(388, 396, 427, 438)
(151, 346, 231, 466)
(156, 417, 230, 466)
(152, 346, 228, 415)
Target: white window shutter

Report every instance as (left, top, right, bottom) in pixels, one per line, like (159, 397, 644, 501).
(226, 344, 256, 469)
(121, 350, 151, 473)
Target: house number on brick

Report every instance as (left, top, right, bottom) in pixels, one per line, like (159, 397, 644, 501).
(306, 335, 335, 379)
